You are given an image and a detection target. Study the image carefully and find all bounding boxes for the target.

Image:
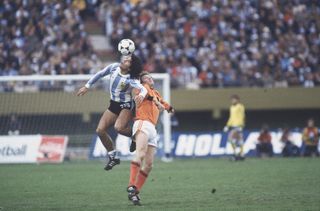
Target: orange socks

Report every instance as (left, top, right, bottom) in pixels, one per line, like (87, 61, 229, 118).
(128, 162, 149, 192)
(135, 170, 148, 191)
(128, 162, 140, 187)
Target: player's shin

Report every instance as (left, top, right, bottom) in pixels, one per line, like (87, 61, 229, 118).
(135, 170, 148, 192)
(96, 129, 114, 152)
(129, 161, 141, 187)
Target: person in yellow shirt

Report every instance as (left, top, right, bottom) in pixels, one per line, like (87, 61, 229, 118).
(223, 94, 245, 161)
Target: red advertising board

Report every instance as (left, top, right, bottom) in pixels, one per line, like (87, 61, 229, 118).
(37, 136, 68, 163)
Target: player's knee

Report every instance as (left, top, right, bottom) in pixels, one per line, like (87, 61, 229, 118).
(136, 151, 146, 162)
(139, 151, 147, 160)
(96, 128, 105, 136)
(114, 123, 124, 133)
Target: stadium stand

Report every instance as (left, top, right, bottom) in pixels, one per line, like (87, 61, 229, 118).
(0, 0, 319, 90)
(0, 0, 99, 76)
(101, 0, 320, 88)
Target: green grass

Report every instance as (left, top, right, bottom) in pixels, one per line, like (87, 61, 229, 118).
(0, 158, 320, 211)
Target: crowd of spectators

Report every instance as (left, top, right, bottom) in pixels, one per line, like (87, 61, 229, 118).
(102, 0, 320, 88)
(0, 0, 100, 78)
(0, 0, 319, 90)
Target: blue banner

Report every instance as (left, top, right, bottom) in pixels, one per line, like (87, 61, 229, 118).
(172, 130, 303, 157)
(88, 130, 314, 159)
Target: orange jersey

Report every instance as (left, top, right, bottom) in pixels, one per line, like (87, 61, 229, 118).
(135, 84, 171, 125)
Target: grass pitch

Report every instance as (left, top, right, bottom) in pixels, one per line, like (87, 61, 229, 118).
(0, 158, 319, 211)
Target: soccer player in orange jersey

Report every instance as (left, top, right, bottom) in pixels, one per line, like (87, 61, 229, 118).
(127, 72, 174, 206)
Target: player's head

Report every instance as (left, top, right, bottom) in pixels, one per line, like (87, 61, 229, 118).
(140, 71, 154, 86)
(119, 54, 143, 79)
(307, 118, 314, 127)
(120, 55, 132, 72)
(230, 94, 240, 105)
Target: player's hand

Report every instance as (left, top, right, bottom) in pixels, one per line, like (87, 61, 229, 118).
(168, 107, 175, 114)
(134, 94, 144, 106)
(223, 126, 229, 133)
(77, 86, 88, 96)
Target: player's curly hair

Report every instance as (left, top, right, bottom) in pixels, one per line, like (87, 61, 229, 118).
(129, 54, 143, 79)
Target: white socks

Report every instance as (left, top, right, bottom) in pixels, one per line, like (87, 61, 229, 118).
(108, 150, 117, 159)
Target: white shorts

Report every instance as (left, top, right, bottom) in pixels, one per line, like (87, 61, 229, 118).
(132, 120, 158, 147)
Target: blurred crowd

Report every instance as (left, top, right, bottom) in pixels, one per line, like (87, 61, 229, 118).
(256, 118, 319, 157)
(102, 0, 320, 88)
(0, 0, 100, 77)
(0, 0, 319, 90)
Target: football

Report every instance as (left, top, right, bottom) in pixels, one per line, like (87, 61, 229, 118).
(118, 39, 135, 55)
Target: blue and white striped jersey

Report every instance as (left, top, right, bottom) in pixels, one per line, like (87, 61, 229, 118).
(85, 63, 147, 102)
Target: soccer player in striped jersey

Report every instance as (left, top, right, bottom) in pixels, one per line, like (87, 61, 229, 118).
(127, 72, 174, 206)
(77, 54, 147, 171)
(223, 94, 246, 161)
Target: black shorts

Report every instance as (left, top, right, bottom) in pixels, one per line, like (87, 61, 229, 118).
(108, 100, 133, 115)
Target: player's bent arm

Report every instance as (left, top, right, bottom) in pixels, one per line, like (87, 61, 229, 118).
(162, 101, 174, 113)
(130, 80, 147, 97)
(157, 98, 174, 113)
(132, 83, 149, 106)
(152, 98, 165, 112)
(155, 90, 174, 113)
(84, 63, 119, 89)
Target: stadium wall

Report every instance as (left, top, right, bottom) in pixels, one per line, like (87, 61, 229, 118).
(1, 87, 319, 138)
(1, 87, 320, 115)
(171, 87, 320, 111)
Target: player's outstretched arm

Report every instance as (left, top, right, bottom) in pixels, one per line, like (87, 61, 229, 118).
(82, 63, 119, 92)
(77, 86, 89, 96)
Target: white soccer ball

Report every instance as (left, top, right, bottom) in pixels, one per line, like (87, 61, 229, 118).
(118, 39, 135, 55)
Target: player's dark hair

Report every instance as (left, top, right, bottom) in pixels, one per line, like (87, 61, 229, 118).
(139, 71, 150, 83)
(129, 54, 143, 79)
